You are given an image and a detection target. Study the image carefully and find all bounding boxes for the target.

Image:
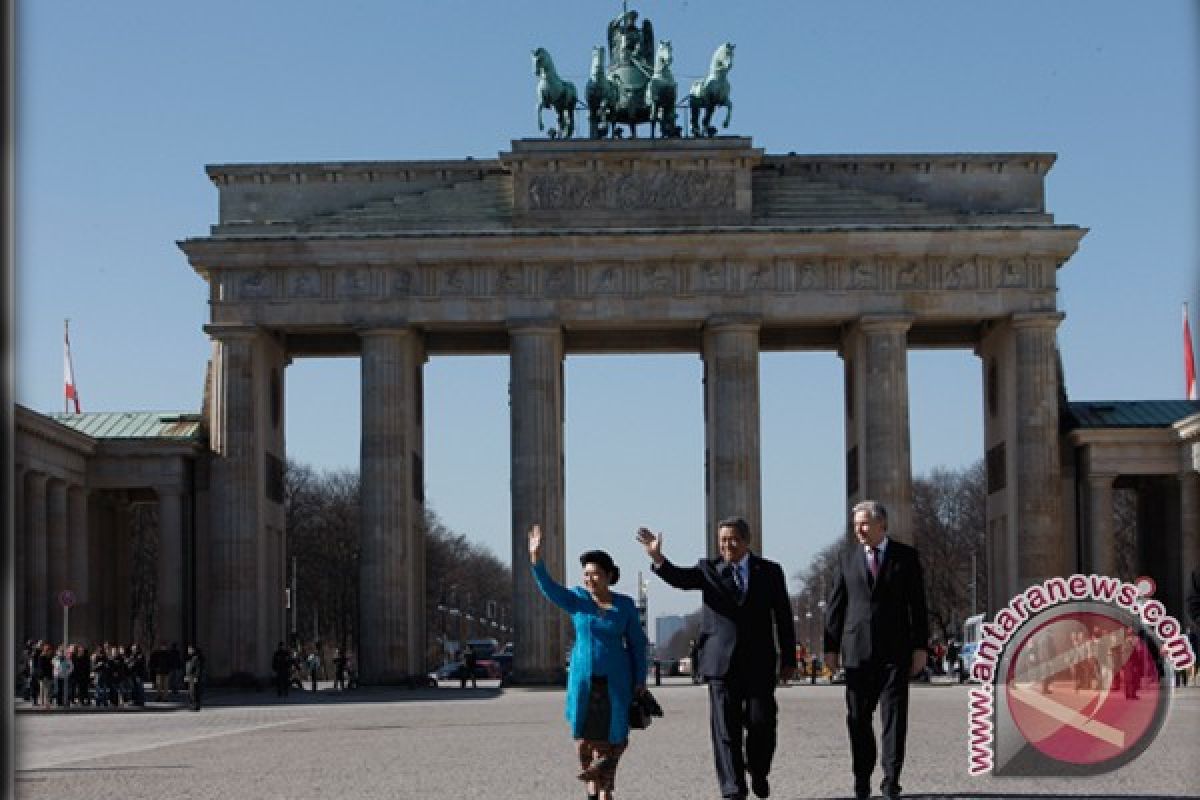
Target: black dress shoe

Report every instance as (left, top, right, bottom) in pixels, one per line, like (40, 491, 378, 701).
(854, 782, 871, 799)
(750, 773, 770, 798)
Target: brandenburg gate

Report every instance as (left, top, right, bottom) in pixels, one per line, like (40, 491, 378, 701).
(179, 137, 1085, 682)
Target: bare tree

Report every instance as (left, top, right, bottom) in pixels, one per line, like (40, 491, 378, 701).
(285, 462, 361, 658)
(424, 509, 512, 667)
(128, 499, 159, 646)
(1113, 487, 1138, 582)
(910, 460, 987, 638)
(791, 539, 844, 651)
(284, 459, 512, 674)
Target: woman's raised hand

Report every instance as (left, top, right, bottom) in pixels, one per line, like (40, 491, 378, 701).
(528, 524, 543, 564)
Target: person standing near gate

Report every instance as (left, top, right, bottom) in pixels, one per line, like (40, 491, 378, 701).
(824, 500, 929, 800)
(272, 642, 291, 697)
(461, 644, 478, 689)
(184, 645, 205, 711)
(637, 517, 795, 800)
(306, 648, 321, 692)
(332, 648, 348, 691)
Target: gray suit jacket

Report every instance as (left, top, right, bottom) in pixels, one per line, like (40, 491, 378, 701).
(823, 539, 929, 669)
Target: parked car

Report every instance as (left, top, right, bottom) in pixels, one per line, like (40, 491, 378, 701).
(958, 613, 985, 683)
(430, 660, 492, 682)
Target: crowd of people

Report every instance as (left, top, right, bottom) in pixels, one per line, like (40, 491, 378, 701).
(270, 643, 357, 696)
(20, 640, 206, 711)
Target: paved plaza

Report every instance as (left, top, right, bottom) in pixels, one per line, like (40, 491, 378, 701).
(13, 679, 1199, 799)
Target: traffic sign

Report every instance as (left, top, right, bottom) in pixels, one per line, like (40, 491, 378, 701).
(59, 589, 76, 608)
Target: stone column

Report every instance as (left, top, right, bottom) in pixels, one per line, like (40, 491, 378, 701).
(15, 465, 25, 640)
(702, 317, 763, 555)
(206, 327, 261, 677)
(509, 321, 565, 683)
(1085, 474, 1116, 577)
(1013, 312, 1067, 584)
(47, 480, 68, 643)
(1177, 472, 1198, 615)
(359, 327, 425, 683)
(842, 315, 914, 543)
(156, 486, 184, 648)
(87, 494, 108, 644)
(67, 486, 89, 644)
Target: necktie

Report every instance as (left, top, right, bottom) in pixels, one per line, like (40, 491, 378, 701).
(867, 548, 880, 582)
(725, 564, 744, 599)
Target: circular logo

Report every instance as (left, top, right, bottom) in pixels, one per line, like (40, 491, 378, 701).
(1003, 606, 1169, 773)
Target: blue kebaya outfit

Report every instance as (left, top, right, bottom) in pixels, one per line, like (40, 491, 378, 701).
(532, 559, 648, 744)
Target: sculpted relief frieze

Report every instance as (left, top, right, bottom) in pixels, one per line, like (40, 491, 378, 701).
(641, 263, 677, 295)
(237, 270, 276, 300)
(525, 171, 736, 211)
(942, 260, 978, 290)
(220, 256, 1047, 309)
(338, 268, 376, 298)
(392, 268, 417, 296)
(796, 261, 826, 291)
(494, 265, 528, 296)
(589, 264, 625, 295)
(288, 269, 322, 299)
(845, 261, 880, 291)
(895, 261, 927, 290)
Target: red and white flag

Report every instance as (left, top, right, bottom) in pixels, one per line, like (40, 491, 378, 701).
(1185, 303, 1197, 401)
(64, 319, 82, 413)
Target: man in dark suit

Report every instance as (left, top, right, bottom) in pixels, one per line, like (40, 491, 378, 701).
(824, 500, 929, 800)
(638, 517, 796, 800)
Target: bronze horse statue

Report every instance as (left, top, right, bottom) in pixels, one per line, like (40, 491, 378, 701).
(533, 47, 577, 138)
(586, 46, 618, 139)
(689, 41, 734, 137)
(644, 40, 680, 139)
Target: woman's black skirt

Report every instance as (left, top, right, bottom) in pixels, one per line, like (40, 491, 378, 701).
(580, 676, 612, 741)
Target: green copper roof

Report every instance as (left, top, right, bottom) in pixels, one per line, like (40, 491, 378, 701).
(1065, 400, 1200, 429)
(48, 411, 204, 440)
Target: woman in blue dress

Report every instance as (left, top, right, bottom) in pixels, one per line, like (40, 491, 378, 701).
(528, 524, 648, 800)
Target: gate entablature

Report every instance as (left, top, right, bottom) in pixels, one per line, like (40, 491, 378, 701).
(183, 226, 1079, 334)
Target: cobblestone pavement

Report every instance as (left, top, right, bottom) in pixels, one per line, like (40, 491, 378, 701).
(13, 680, 1199, 799)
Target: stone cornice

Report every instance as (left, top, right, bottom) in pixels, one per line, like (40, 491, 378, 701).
(205, 159, 504, 187)
(180, 226, 1086, 270)
(1067, 428, 1181, 447)
(1173, 412, 1200, 442)
(15, 405, 97, 456)
(203, 150, 1056, 186)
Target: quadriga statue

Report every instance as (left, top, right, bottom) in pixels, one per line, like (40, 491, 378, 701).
(532, 8, 734, 141)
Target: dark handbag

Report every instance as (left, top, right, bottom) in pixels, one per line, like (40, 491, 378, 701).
(629, 689, 664, 730)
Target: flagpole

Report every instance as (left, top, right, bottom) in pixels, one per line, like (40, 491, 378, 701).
(63, 318, 82, 413)
(64, 319, 69, 414)
(1185, 302, 1197, 401)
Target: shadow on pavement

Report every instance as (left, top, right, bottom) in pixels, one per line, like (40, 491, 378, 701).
(201, 684, 509, 708)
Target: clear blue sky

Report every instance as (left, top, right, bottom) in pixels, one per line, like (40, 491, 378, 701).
(16, 1, 1198, 622)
